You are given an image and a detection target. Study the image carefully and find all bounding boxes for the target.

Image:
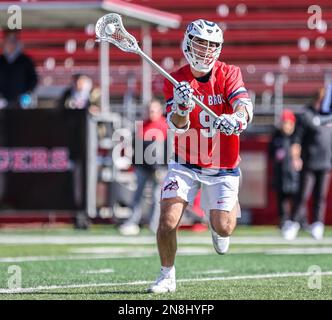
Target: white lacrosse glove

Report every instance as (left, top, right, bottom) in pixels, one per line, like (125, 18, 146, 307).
(173, 81, 195, 116)
(213, 111, 248, 136)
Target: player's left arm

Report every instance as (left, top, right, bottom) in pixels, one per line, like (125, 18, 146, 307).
(231, 97, 254, 133)
(214, 97, 254, 136)
(213, 66, 254, 135)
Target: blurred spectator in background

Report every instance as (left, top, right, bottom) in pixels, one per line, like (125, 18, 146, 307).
(282, 89, 332, 240)
(119, 98, 168, 236)
(269, 109, 301, 229)
(57, 73, 100, 112)
(320, 82, 332, 114)
(0, 29, 38, 109)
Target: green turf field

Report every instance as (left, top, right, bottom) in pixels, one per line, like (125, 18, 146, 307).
(0, 225, 331, 300)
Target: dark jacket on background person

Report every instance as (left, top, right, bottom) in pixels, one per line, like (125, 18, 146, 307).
(269, 129, 300, 194)
(294, 105, 332, 171)
(57, 87, 91, 110)
(0, 53, 38, 105)
(290, 105, 332, 227)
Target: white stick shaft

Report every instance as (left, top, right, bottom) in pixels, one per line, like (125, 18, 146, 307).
(138, 50, 218, 120)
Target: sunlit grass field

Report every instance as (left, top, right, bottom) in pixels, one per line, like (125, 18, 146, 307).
(0, 225, 331, 300)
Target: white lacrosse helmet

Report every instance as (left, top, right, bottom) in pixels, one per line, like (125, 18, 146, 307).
(182, 19, 223, 73)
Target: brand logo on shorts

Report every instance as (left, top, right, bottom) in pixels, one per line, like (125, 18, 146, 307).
(217, 199, 224, 204)
(164, 180, 179, 191)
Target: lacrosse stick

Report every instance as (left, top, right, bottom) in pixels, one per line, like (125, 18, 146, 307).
(95, 13, 218, 120)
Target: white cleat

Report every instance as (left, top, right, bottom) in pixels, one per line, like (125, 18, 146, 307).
(208, 222, 230, 254)
(310, 222, 324, 240)
(148, 271, 176, 293)
(281, 220, 300, 241)
(118, 223, 140, 236)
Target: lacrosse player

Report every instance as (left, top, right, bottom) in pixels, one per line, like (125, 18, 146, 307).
(149, 19, 254, 293)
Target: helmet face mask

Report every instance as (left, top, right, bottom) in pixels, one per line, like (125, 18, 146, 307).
(182, 19, 223, 73)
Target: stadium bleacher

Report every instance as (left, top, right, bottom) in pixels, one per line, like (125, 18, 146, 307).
(0, 0, 330, 109)
(0, 1, 332, 228)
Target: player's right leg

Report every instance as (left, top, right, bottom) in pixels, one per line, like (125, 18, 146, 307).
(157, 197, 187, 267)
(148, 163, 199, 293)
(148, 197, 186, 293)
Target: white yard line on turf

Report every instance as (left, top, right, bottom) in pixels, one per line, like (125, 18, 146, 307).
(1, 271, 332, 294)
(69, 247, 213, 255)
(0, 248, 216, 263)
(1, 235, 332, 245)
(266, 247, 332, 254)
(0, 235, 156, 245)
(2, 246, 332, 263)
(81, 269, 114, 274)
(192, 269, 229, 274)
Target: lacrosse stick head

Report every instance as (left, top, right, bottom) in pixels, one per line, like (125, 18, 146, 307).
(95, 13, 140, 53)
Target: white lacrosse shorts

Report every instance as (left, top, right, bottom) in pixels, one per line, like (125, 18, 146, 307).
(161, 160, 240, 212)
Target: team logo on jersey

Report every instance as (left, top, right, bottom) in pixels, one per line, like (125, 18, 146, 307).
(163, 180, 179, 191)
(194, 94, 225, 106)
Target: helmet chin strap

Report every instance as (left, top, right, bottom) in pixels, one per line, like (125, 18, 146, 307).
(192, 60, 214, 73)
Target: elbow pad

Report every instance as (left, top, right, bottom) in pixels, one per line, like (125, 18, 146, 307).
(234, 98, 254, 123)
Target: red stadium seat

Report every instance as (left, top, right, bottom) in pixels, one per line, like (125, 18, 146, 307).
(1, 0, 330, 103)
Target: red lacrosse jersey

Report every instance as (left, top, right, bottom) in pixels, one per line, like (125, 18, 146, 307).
(164, 61, 250, 169)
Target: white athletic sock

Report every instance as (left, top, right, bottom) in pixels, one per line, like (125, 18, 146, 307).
(161, 266, 175, 277)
